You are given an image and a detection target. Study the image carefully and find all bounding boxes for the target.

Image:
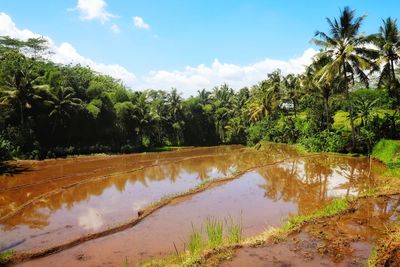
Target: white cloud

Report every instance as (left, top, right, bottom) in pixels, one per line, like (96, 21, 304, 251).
(139, 48, 318, 96)
(133, 16, 150, 30)
(52, 43, 136, 85)
(0, 12, 41, 40)
(110, 24, 120, 33)
(0, 12, 136, 87)
(75, 0, 114, 23)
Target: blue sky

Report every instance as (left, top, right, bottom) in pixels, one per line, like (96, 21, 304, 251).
(1, 0, 400, 95)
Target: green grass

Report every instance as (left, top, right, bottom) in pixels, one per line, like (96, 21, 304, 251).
(372, 139, 400, 166)
(366, 248, 378, 267)
(332, 111, 360, 130)
(282, 198, 350, 232)
(188, 224, 203, 254)
(0, 250, 14, 264)
(206, 218, 224, 248)
(332, 109, 395, 131)
(227, 219, 242, 244)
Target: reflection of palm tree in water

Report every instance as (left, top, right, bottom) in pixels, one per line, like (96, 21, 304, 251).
(256, 156, 376, 215)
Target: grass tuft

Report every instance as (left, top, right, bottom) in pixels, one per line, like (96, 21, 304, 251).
(206, 218, 224, 248)
(188, 224, 203, 254)
(0, 250, 14, 264)
(227, 221, 242, 244)
(139, 217, 242, 266)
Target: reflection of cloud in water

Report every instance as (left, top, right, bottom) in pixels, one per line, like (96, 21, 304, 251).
(327, 169, 357, 197)
(132, 200, 147, 212)
(78, 208, 104, 231)
(210, 167, 219, 174)
(229, 165, 238, 173)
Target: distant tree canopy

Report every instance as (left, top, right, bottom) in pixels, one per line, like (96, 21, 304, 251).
(1, 6, 400, 160)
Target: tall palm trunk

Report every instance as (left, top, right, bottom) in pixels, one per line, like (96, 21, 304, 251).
(19, 101, 24, 125)
(343, 62, 357, 150)
(391, 59, 396, 83)
(324, 95, 330, 129)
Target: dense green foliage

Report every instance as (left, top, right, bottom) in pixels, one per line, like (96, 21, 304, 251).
(1, 7, 400, 160)
(372, 139, 400, 168)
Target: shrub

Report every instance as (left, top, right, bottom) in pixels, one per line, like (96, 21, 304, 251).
(247, 119, 273, 146)
(0, 136, 14, 161)
(299, 129, 348, 153)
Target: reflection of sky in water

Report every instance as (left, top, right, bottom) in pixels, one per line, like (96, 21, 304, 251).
(132, 200, 147, 212)
(207, 164, 237, 179)
(327, 168, 357, 197)
(78, 208, 104, 231)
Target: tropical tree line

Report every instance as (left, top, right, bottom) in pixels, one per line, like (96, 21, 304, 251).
(1, 6, 400, 160)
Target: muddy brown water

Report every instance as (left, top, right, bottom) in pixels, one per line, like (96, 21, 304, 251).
(1, 145, 291, 254)
(0, 145, 386, 266)
(222, 195, 400, 267)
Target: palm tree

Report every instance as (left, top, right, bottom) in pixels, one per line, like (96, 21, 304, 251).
(246, 87, 273, 122)
(313, 6, 378, 149)
(45, 87, 82, 134)
(304, 54, 339, 129)
(197, 89, 211, 106)
(133, 92, 153, 145)
(283, 74, 302, 117)
(167, 88, 182, 121)
(0, 51, 42, 125)
(353, 96, 380, 126)
(372, 17, 400, 86)
(371, 17, 400, 108)
(167, 88, 184, 144)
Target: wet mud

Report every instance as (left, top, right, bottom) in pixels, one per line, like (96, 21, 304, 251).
(222, 195, 400, 267)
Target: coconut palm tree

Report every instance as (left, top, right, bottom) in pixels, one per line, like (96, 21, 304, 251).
(45, 86, 82, 134)
(197, 89, 211, 106)
(371, 17, 400, 86)
(313, 6, 378, 149)
(304, 54, 340, 129)
(283, 74, 302, 117)
(371, 17, 400, 108)
(246, 86, 274, 122)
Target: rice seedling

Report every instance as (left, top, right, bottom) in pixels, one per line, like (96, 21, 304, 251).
(205, 218, 223, 248)
(188, 224, 203, 254)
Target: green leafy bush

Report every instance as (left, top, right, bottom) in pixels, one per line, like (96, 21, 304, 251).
(299, 129, 348, 152)
(0, 136, 13, 161)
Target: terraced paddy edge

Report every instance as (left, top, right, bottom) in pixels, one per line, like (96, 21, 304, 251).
(12, 153, 380, 266)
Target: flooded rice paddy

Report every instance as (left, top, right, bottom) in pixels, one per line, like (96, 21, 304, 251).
(0, 144, 390, 266)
